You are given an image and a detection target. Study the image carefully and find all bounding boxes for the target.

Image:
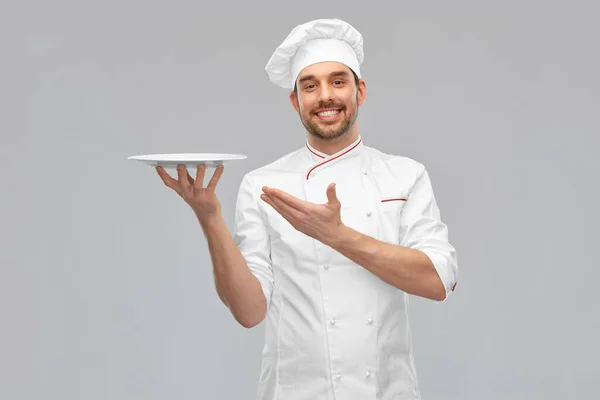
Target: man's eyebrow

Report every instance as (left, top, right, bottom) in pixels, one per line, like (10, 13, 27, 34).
(330, 71, 351, 78)
(297, 71, 352, 85)
(297, 74, 315, 85)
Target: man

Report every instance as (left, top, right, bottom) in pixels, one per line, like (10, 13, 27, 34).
(157, 18, 457, 400)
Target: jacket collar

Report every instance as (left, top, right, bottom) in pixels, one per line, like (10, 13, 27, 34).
(304, 135, 364, 180)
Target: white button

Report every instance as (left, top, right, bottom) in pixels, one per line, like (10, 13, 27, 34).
(366, 211, 372, 217)
(362, 170, 368, 175)
(323, 265, 330, 270)
(366, 317, 373, 324)
(329, 319, 336, 326)
(365, 370, 371, 378)
(334, 374, 341, 381)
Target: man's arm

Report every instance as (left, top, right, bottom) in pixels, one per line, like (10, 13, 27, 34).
(156, 165, 271, 328)
(330, 164, 457, 302)
(210, 172, 274, 328)
(200, 216, 268, 328)
(328, 227, 446, 301)
(260, 163, 456, 302)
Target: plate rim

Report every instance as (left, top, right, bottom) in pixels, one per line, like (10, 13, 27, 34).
(128, 153, 248, 162)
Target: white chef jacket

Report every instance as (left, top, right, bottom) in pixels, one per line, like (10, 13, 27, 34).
(233, 135, 458, 400)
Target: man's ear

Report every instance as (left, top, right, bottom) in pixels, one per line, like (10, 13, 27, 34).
(357, 79, 367, 106)
(289, 91, 300, 114)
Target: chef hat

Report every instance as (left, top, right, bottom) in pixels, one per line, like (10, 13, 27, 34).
(265, 18, 364, 89)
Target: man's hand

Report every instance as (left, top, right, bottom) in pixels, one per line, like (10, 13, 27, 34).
(156, 164, 224, 225)
(260, 183, 345, 246)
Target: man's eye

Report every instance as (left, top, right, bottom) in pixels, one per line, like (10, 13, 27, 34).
(305, 84, 315, 89)
(333, 80, 343, 85)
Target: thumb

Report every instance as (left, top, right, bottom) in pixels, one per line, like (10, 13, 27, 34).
(326, 183, 338, 204)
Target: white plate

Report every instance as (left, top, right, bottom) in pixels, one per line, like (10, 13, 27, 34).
(128, 153, 247, 169)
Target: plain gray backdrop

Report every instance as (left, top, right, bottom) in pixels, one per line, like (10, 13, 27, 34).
(1, 1, 599, 399)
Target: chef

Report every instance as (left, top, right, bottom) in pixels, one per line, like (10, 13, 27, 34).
(157, 17, 458, 400)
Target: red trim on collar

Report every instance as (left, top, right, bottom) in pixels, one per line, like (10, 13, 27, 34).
(306, 139, 362, 180)
(381, 198, 407, 202)
(306, 144, 325, 159)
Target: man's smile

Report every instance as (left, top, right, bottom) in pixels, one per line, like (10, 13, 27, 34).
(315, 108, 343, 121)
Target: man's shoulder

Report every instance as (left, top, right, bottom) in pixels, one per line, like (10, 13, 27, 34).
(242, 146, 305, 183)
(364, 145, 426, 174)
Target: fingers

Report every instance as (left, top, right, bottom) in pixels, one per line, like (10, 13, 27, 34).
(261, 192, 299, 224)
(264, 187, 305, 211)
(157, 164, 222, 199)
(206, 165, 225, 192)
(194, 164, 207, 191)
(186, 168, 195, 186)
(156, 166, 183, 194)
(177, 165, 193, 197)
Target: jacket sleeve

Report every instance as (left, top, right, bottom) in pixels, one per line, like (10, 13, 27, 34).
(232, 173, 275, 311)
(399, 164, 458, 302)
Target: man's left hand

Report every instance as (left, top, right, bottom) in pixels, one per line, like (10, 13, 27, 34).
(260, 183, 345, 246)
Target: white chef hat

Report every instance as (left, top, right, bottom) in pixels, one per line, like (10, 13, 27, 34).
(265, 18, 364, 89)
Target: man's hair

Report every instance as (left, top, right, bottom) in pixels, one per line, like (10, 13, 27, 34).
(293, 69, 360, 95)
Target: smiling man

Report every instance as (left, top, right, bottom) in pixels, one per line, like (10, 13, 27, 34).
(180, 18, 458, 400)
(231, 18, 458, 400)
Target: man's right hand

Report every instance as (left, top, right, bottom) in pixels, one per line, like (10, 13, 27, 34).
(156, 164, 225, 225)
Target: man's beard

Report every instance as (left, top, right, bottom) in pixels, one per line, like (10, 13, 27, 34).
(300, 99, 358, 142)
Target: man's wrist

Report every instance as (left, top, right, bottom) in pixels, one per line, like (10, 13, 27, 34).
(198, 214, 224, 232)
(325, 223, 357, 250)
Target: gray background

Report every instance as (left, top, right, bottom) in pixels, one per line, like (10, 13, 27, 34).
(1, 1, 599, 399)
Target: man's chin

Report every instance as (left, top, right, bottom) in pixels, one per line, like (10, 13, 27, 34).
(312, 128, 348, 141)
(312, 117, 346, 132)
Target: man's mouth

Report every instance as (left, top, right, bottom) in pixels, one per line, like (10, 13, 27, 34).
(315, 109, 342, 120)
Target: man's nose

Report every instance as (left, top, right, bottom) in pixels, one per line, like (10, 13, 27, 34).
(318, 84, 334, 102)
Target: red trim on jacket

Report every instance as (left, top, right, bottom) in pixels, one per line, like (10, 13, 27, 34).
(306, 144, 326, 159)
(381, 198, 407, 203)
(306, 139, 362, 180)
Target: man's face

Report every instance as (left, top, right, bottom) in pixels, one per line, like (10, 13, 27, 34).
(290, 61, 366, 142)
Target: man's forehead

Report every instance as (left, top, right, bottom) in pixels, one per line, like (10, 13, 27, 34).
(297, 63, 353, 82)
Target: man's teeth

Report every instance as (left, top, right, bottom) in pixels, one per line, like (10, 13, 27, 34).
(317, 110, 340, 117)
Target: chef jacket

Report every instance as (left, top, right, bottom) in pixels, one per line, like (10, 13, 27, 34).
(232, 135, 458, 400)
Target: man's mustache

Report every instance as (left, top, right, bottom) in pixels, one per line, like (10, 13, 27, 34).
(313, 102, 345, 112)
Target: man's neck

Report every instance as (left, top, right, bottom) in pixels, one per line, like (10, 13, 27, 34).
(307, 131, 360, 156)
